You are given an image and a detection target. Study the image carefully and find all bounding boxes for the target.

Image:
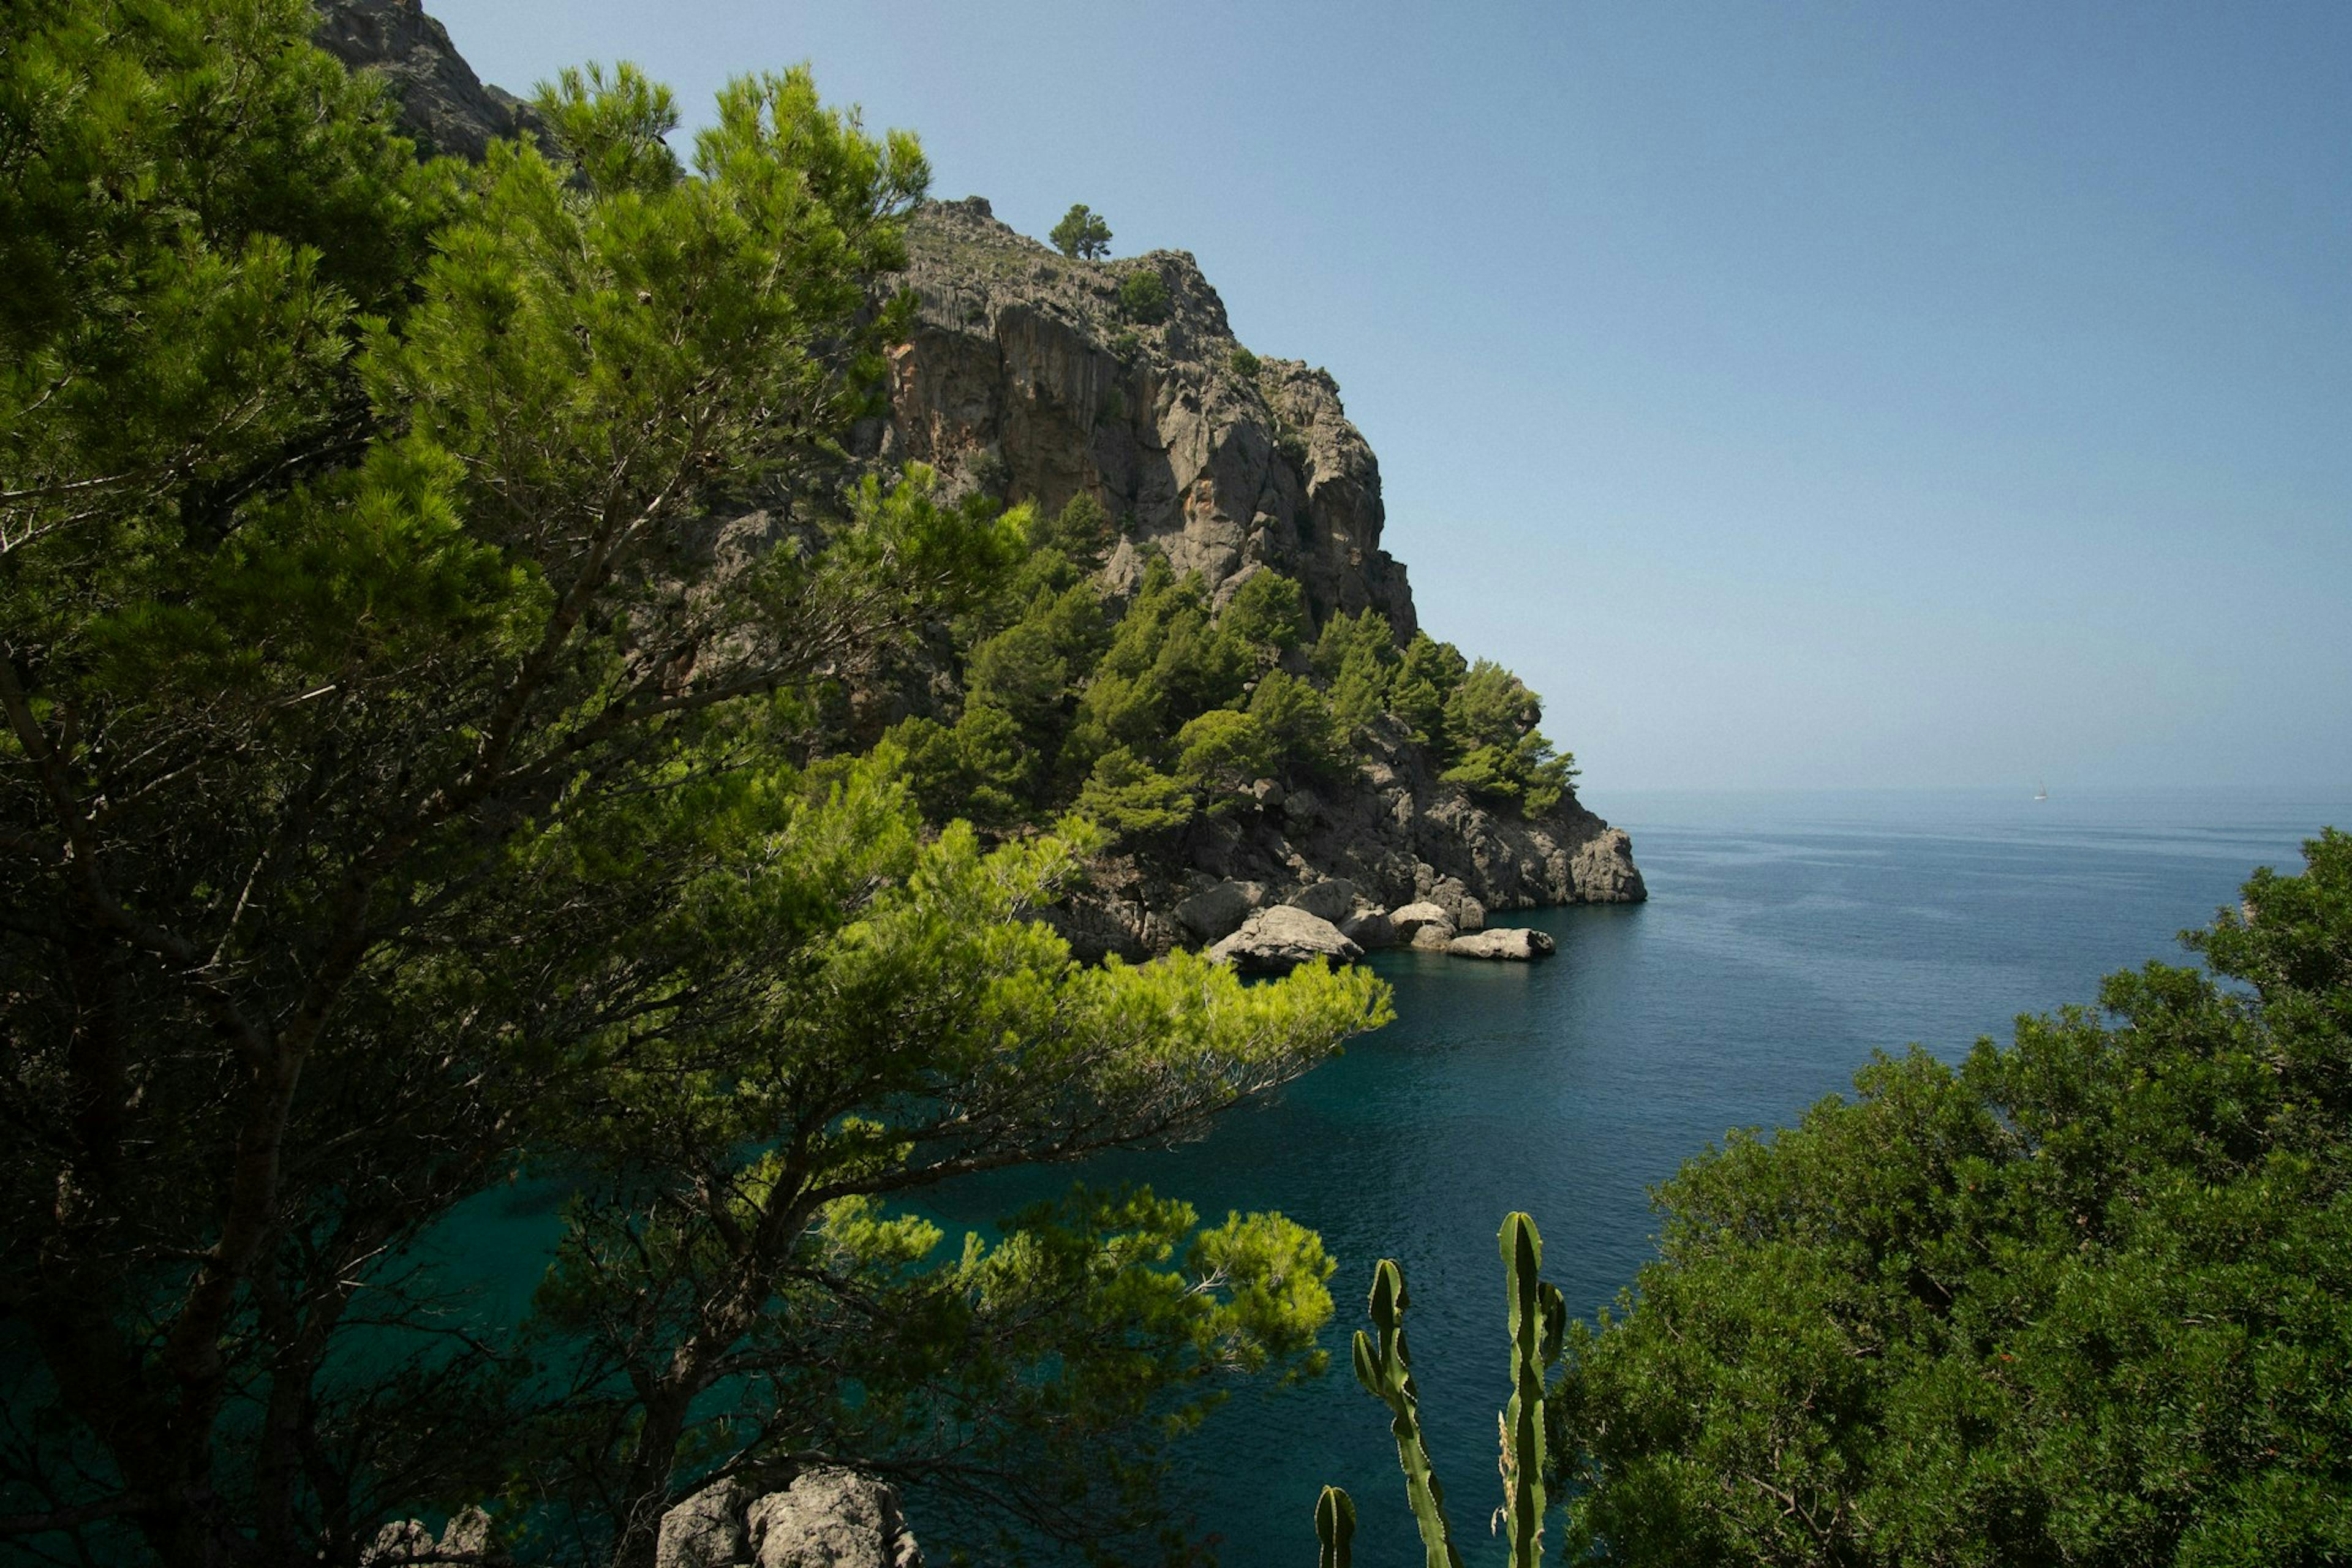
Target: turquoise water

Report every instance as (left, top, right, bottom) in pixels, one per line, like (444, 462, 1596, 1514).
(925, 787, 2351, 1564)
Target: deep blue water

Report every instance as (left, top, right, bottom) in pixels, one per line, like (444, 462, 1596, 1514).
(926, 787, 2350, 1566)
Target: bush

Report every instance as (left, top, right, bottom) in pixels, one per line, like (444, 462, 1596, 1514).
(1118, 269, 1169, 324)
(1229, 345, 1261, 378)
(1551, 831, 2352, 1567)
(1175, 708, 1275, 804)
(1076, 745, 1196, 839)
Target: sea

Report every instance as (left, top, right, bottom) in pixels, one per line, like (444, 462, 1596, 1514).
(427, 787, 2347, 1564)
(922, 786, 2350, 1565)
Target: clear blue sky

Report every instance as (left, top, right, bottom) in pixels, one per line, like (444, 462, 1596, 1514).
(427, 1, 2351, 795)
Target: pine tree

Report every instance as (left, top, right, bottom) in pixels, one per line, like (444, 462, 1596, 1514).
(0, 12, 1389, 1563)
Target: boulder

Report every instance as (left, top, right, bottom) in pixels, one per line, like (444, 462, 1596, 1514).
(1408, 922, 1455, 952)
(746, 1469, 922, 1568)
(1425, 877, 1487, 933)
(658, 1470, 922, 1568)
(657, 1480, 750, 1568)
(1174, 879, 1265, 942)
(1284, 878, 1357, 924)
(1446, 928, 1556, 962)
(1388, 902, 1453, 940)
(1208, 905, 1362, 973)
(364, 1507, 496, 1565)
(1340, 908, 1397, 949)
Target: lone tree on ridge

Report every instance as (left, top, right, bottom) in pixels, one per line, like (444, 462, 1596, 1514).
(1051, 201, 1112, 258)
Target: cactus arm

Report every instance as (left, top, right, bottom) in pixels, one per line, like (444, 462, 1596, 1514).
(1353, 1259, 1463, 1568)
(1316, 1485, 1356, 1568)
(1499, 1212, 1551, 1567)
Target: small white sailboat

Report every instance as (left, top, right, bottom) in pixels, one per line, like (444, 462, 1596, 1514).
(2033, 778, 2049, 802)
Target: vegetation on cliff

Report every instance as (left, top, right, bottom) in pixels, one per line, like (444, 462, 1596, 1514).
(0, 7, 1389, 1564)
(884, 492, 1580, 844)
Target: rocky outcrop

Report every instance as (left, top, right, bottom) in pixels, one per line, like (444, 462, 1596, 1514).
(366, 1508, 491, 1564)
(1207, 906, 1362, 974)
(869, 197, 1414, 635)
(313, 0, 543, 161)
(656, 1472, 922, 1568)
(1284, 879, 1357, 924)
(1340, 908, 1397, 950)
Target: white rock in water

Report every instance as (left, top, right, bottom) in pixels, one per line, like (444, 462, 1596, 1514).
(1446, 927, 1556, 962)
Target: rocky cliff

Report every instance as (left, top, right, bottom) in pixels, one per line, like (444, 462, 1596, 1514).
(313, 0, 544, 160)
(308, 4, 1645, 958)
(867, 198, 1643, 955)
(866, 197, 1416, 639)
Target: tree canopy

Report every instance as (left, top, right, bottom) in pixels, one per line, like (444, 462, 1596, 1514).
(0, 8, 1390, 1564)
(1550, 831, 2352, 1567)
(1050, 202, 1113, 259)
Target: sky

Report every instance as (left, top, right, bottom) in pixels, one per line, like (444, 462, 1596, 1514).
(423, 0, 2352, 795)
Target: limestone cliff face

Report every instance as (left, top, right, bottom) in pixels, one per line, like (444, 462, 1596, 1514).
(867, 198, 1414, 637)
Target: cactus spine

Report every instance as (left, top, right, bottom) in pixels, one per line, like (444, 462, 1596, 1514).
(1316, 1212, 1564, 1566)
(1351, 1257, 1462, 1568)
(1499, 1212, 1567, 1568)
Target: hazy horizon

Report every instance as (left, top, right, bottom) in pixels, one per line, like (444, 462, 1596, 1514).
(422, 1, 2352, 797)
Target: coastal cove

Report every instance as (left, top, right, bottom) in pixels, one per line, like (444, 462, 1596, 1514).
(921, 786, 2352, 1562)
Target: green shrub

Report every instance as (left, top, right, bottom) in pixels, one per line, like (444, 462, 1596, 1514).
(1249, 669, 1345, 782)
(1175, 708, 1275, 804)
(1229, 344, 1261, 378)
(1551, 831, 2352, 1567)
(1076, 745, 1196, 839)
(1118, 269, 1169, 324)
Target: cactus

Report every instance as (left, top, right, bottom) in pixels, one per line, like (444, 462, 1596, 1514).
(1315, 1484, 1355, 1568)
(1351, 1257, 1463, 1568)
(1316, 1212, 1564, 1567)
(1499, 1212, 1567, 1568)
